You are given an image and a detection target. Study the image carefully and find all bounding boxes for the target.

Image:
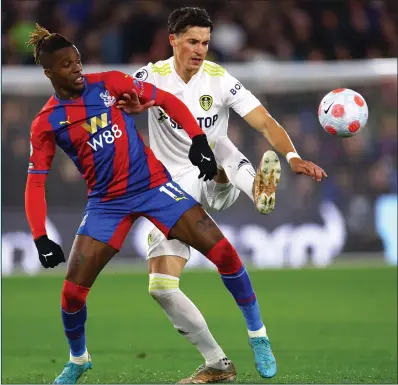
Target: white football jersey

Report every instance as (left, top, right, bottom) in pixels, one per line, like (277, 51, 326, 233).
(133, 57, 261, 178)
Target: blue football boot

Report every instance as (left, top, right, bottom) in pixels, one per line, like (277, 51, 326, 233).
(53, 357, 92, 384)
(249, 336, 277, 378)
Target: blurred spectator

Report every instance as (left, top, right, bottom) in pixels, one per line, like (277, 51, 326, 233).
(2, 0, 396, 255)
(5, 1, 40, 64)
(211, 10, 246, 61)
(2, 0, 397, 65)
(3, 81, 396, 210)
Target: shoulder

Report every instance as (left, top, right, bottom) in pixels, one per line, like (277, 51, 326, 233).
(88, 71, 133, 85)
(89, 71, 129, 84)
(149, 58, 173, 77)
(95, 71, 135, 94)
(84, 72, 105, 84)
(31, 110, 52, 135)
(132, 58, 172, 83)
(201, 61, 242, 94)
(132, 65, 150, 81)
(202, 60, 226, 78)
(32, 97, 58, 130)
(200, 60, 232, 97)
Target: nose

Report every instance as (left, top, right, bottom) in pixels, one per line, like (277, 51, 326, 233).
(72, 62, 82, 73)
(195, 43, 205, 56)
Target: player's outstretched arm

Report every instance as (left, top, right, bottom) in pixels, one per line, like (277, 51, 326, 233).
(108, 71, 218, 181)
(116, 90, 155, 114)
(244, 105, 327, 182)
(145, 84, 220, 181)
(25, 122, 65, 268)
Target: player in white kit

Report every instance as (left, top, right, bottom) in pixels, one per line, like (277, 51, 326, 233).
(118, 7, 327, 383)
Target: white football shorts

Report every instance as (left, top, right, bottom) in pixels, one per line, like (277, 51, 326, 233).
(147, 168, 240, 260)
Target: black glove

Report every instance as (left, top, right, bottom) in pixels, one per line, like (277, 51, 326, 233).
(34, 235, 65, 268)
(188, 134, 218, 181)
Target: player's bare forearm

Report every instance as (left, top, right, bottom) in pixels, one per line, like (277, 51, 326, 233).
(243, 105, 297, 157)
(244, 105, 327, 181)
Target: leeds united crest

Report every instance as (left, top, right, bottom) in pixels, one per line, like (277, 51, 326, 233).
(199, 95, 213, 111)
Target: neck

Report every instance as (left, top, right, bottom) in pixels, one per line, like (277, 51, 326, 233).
(174, 56, 199, 84)
(53, 85, 83, 100)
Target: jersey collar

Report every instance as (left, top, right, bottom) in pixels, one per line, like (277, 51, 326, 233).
(53, 77, 89, 104)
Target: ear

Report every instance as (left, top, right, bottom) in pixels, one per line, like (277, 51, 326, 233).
(44, 69, 52, 80)
(169, 34, 176, 48)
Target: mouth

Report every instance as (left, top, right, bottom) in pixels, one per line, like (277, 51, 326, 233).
(191, 58, 202, 65)
(73, 75, 84, 85)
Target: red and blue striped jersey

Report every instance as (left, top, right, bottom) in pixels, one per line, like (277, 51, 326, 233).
(28, 71, 170, 200)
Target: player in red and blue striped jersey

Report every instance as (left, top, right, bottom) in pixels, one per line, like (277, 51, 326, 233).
(26, 25, 218, 247)
(24, 25, 253, 384)
(29, 71, 172, 200)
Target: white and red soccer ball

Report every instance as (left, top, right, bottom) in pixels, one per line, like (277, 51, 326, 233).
(318, 88, 368, 137)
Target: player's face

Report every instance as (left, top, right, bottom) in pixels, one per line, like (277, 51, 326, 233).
(171, 27, 210, 71)
(45, 46, 84, 92)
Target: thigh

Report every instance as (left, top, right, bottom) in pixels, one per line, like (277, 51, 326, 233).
(202, 179, 240, 212)
(168, 204, 224, 256)
(147, 226, 190, 277)
(137, 181, 223, 256)
(147, 226, 191, 261)
(77, 201, 135, 251)
(66, 235, 117, 287)
(142, 180, 199, 239)
(69, 199, 136, 287)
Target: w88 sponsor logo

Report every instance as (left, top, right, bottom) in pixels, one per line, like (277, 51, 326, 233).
(82, 112, 123, 151)
(86, 124, 123, 151)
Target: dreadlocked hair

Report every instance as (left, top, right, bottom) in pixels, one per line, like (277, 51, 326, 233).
(26, 23, 73, 65)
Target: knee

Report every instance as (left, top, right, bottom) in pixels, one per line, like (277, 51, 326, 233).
(206, 238, 243, 275)
(61, 280, 90, 313)
(205, 181, 240, 212)
(213, 136, 241, 160)
(213, 136, 234, 150)
(148, 273, 179, 301)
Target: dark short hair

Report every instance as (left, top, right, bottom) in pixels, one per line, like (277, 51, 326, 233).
(168, 7, 213, 35)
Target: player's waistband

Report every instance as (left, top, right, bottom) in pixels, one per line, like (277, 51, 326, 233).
(87, 179, 171, 202)
(168, 164, 198, 181)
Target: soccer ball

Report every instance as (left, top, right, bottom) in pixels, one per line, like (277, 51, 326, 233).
(318, 88, 368, 137)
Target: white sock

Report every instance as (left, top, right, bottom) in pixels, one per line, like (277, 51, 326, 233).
(234, 166, 256, 202)
(213, 136, 256, 202)
(248, 325, 267, 338)
(70, 349, 89, 365)
(206, 179, 232, 195)
(149, 274, 227, 366)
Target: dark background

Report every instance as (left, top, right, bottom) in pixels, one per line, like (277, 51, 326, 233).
(2, 0, 397, 274)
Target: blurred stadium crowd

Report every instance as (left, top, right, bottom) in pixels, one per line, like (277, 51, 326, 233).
(2, 0, 397, 251)
(2, 0, 397, 64)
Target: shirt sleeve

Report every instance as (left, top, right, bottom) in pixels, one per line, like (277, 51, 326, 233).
(25, 173, 47, 239)
(25, 118, 54, 239)
(104, 70, 156, 103)
(132, 64, 154, 85)
(104, 70, 203, 138)
(222, 70, 261, 117)
(28, 118, 56, 175)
